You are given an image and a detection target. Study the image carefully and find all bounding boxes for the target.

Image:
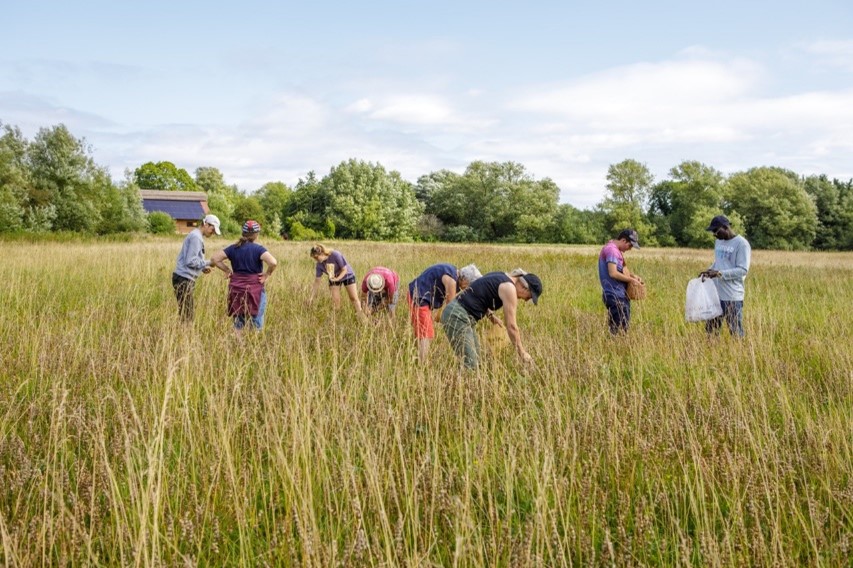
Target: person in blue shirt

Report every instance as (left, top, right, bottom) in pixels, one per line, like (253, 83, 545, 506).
(209, 220, 278, 336)
(172, 214, 221, 322)
(407, 263, 481, 361)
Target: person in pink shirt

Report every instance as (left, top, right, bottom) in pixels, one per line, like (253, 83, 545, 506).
(360, 266, 400, 317)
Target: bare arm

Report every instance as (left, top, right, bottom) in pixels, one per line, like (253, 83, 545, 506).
(608, 262, 640, 283)
(309, 276, 323, 303)
(259, 251, 277, 284)
(209, 249, 232, 276)
(498, 282, 531, 363)
(441, 274, 458, 304)
(486, 310, 503, 327)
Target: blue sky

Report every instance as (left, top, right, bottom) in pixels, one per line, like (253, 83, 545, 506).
(2, 0, 852, 207)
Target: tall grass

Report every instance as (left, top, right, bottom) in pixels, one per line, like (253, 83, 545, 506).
(0, 239, 850, 566)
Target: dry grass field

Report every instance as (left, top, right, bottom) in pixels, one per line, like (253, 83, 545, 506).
(1, 237, 851, 566)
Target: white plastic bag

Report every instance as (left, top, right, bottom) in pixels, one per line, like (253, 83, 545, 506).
(685, 278, 723, 322)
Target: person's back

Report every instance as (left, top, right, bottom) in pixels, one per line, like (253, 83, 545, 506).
(363, 266, 399, 296)
(457, 272, 511, 321)
(409, 263, 457, 308)
(225, 242, 267, 274)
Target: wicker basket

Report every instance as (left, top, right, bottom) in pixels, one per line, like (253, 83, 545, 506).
(627, 280, 646, 300)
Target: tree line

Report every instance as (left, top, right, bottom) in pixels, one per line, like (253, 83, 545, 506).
(2, 121, 851, 250)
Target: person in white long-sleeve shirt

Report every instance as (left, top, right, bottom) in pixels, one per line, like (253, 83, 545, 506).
(172, 214, 221, 322)
(699, 215, 751, 337)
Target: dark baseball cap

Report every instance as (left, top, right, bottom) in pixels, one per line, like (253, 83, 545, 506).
(706, 215, 731, 232)
(520, 273, 543, 305)
(617, 228, 641, 249)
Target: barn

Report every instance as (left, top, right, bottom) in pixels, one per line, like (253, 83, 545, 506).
(140, 190, 210, 234)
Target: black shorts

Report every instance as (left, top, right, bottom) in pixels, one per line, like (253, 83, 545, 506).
(329, 275, 356, 287)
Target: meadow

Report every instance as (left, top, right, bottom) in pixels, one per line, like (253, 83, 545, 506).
(0, 237, 851, 567)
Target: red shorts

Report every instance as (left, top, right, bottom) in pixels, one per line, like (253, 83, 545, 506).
(408, 292, 435, 339)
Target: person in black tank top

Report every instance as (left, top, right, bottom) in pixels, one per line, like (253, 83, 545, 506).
(440, 270, 543, 370)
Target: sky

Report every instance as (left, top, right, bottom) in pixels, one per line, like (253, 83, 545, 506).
(2, 0, 853, 208)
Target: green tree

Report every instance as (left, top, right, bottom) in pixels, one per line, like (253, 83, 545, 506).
(599, 159, 656, 243)
(803, 175, 853, 250)
(254, 181, 291, 223)
(98, 181, 147, 234)
(420, 170, 469, 231)
(195, 166, 240, 224)
(0, 123, 29, 231)
(423, 161, 559, 242)
(27, 124, 106, 232)
(283, 171, 334, 236)
(726, 167, 818, 250)
(551, 204, 605, 244)
(232, 195, 267, 228)
(134, 161, 197, 192)
(321, 159, 422, 241)
(648, 161, 726, 247)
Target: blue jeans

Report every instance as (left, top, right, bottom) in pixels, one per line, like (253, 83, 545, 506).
(705, 300, 744, 337)
(603, 293, 630, 335)
(235, 290, 267, 330)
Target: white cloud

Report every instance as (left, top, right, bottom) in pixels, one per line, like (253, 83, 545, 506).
(797, 39, 853, 72)
(367, 94, 454, 125)
(4, 49, 853, 210)
(345, 98, 373, 113)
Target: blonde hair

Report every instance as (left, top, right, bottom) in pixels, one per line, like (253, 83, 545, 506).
(309, 244, 333, 258)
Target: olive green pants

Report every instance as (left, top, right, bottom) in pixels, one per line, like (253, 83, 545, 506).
(440, 299, 480, 369)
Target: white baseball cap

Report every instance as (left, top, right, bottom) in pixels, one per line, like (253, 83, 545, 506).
(203, 214, 221, 235)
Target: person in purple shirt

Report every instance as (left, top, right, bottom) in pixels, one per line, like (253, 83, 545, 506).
(308, 244, 366, 321)
(598, 228, 644, 334)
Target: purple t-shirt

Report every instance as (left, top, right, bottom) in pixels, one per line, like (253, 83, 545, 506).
(315, 250, 354, 280)
(598, 241, 627, 299)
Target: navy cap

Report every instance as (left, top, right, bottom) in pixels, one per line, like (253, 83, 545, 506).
(617, 228, 641, 249)
(706, 215, 731, 232)
(521, 273, 542, 305)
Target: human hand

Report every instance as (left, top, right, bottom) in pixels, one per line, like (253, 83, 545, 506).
(258, 274, 268, 284)
(202, 267, 211, 274)
(520, 352, 534, 367)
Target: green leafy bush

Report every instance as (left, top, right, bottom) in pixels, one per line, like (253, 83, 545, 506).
(289, 220, 324, 241)
(147, 211, 175, 234)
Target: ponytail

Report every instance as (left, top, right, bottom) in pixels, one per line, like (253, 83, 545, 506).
(310, 243, 333, 258)
(235, 233, 258, 248)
